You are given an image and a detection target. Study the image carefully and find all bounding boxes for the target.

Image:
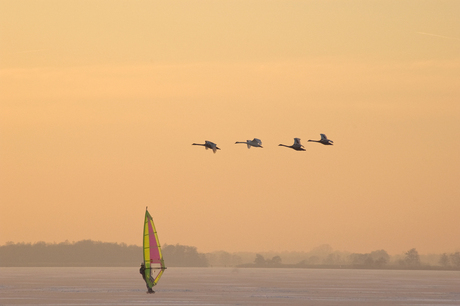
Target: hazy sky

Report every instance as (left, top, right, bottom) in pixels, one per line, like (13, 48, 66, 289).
(1, 0, 459, 255)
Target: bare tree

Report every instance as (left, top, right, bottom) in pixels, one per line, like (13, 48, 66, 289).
(254, 254, 265, 265)
(439, 253, 450, 267)
(450, 252, 460, 268)
(404, 248, 420, 266)
(269, 256, 282, 265)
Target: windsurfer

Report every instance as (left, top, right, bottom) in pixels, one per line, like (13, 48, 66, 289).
(140, 263, 155, 293)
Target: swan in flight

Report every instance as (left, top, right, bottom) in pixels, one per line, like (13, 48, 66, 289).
(308, 134, 333, 145)
(192, 140, 221, 153)
(278, 138, 306, 151)
(235, 138, 263, 149)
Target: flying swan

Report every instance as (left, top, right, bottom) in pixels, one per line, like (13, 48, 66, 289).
(235, 138, 263, 149)
(278, 138, 306, 151)
(308, 134, 333, 145)
(192, 141, 221, 153)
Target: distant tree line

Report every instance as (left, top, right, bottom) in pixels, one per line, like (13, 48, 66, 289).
(253, 254, 283, 266)
(206, 250, 243, 267)
(294, 248, 423, 269)
(2, 241, 459, 270)
(162, 244, 208, 267)
(0, 240, 208, 267)
(438, 252, 460, 269)
(236, 247, 460, 270)
(0, 240, 139, 266)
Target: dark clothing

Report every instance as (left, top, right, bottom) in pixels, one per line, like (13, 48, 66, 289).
(140, 264, 154, 293)
(140, 265, 146, 281)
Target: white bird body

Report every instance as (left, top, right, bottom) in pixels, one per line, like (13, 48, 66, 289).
(308, 134, 333, 145)
(192, 140, 220, 153)
(279, 138, 306, 151)
(235, 138, 263, 149)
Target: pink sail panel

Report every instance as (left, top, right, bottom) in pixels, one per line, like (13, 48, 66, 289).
(147, 217, 161, 264)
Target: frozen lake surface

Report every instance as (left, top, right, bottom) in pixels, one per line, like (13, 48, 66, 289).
(1, 267, 460, 305)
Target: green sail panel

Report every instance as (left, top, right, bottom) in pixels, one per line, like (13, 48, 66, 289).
(143, 208, 166, 288)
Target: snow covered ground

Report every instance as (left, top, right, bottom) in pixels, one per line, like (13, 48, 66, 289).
(1, 267, 460, 305)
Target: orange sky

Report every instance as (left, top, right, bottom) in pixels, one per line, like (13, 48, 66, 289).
(1, 0, 459, 255)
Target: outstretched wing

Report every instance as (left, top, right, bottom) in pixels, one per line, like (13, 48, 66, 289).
(205, 141, 218, 153)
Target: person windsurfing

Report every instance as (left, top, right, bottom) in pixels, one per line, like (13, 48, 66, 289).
(139, 263, 154, 293)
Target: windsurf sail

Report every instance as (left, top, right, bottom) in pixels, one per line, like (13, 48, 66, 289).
(143, 207, 166, 288)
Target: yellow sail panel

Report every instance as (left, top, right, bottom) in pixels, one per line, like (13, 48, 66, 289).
(154, 268, 165, 284)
